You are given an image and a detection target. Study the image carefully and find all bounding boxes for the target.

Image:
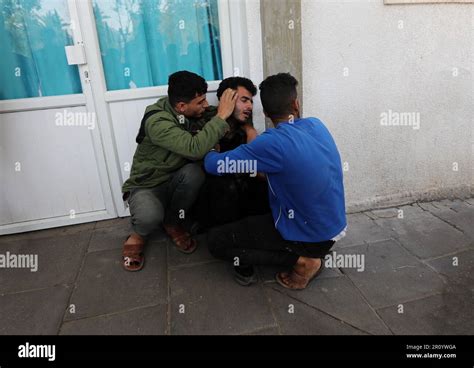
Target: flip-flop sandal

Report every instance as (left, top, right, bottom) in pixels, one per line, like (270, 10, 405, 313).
(173, 235, 197, 254)
(275, 259, 325, 290)
(122, 235, 145, 272)
(163, 225, 197, 254)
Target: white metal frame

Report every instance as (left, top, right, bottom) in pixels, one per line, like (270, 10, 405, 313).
(0, 94, 86, 113)
(67, 0, 117, 218)
(103, 81, 222, 103)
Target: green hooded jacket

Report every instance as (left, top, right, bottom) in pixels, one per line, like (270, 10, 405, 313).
(122, 97, 229, 193)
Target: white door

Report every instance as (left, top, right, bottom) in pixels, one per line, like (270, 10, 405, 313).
(0, 0, 116, 235)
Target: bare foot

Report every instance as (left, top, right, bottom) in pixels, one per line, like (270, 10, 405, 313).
(277, 257, 322, 290)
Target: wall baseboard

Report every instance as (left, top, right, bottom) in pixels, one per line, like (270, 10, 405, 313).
(346, 185, 473, 213)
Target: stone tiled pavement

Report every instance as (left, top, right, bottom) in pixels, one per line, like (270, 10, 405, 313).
(0, 199, 473, 335)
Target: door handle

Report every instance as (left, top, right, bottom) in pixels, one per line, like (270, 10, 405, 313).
(65, 44, 86, 65)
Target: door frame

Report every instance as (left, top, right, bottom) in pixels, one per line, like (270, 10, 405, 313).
(68, 0, 117, 220)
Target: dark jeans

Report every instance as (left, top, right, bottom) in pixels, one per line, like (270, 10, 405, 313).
(127, 163, 205, 237)
(191, 174, 270, 231)
(207, 214, 335, 268)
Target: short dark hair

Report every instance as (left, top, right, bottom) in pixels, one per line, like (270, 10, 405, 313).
(168, 71, 208, 106)
(216, 76, 257, 100)
(259, 73, 298, 117)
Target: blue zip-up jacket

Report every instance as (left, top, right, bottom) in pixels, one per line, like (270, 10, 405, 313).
(204, 117, 346, 242)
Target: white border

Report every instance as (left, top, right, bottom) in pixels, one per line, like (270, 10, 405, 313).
(0, 211, 112, 235)
(0, 94, 86, 113)
(68, 0, 117, 220)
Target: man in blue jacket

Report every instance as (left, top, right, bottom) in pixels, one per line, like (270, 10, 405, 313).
(204, 73, 347, 290)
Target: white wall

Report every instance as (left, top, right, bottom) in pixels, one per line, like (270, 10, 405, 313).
(301, 0, 473, 211)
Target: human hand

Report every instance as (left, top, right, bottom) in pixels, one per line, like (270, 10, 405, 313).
(242, 124, 258, 143)
(217, 89, 238, 120)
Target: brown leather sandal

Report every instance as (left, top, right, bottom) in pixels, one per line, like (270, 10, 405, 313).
(163, 224, 197, 254)
(275, 259, 325, 290)
(122, 234, 145, 272)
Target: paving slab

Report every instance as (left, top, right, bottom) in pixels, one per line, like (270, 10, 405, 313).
(60, 304, 167, 335)
(94, 217, 130, 230)
(169, 262, 275, 335)
(87, 221, 132, 253)
(264, 288, 366, 335)
(271, 275, 392, 335)
(418, 201, 474, 242)
(1, 198, 472, 336)
(334, 213, 391, 248)
(0, 286, 70, 334)
(0, 232, 90, 294)
(64, 243, 167, 321)
(0, 222, 95, 243)
(426, 249, 474, 286)
(92, 217, 170, 250)
(148, 228, 169, 243)
(167, 234, 217, 269)
(337, 240, 445, 309)
(368, 208, 400, 219)
(373, 205, 470, 259)
(464, 198, 474, 206)
(377, 291, 474, 335)
(244, 326, 280, 335)
(435, 199, 472, 213)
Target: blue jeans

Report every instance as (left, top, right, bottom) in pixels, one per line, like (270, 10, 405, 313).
(127, 163, 205, 237)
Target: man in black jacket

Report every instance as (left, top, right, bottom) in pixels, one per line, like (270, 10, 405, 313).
(192, 77, 269, 231)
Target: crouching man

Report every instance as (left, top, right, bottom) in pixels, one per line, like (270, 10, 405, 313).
(204, 73, 347, 289)
(192, 76, 270, 230)
(121, 70, 237, 271)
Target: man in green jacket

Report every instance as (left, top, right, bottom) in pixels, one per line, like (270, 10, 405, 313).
(121, 71, 237, 271)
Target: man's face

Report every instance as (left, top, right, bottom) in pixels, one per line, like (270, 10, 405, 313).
(179, 94, 209, 118)
(231, 86, 254, 124)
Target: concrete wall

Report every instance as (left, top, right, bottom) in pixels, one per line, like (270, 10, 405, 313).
(301, 0, 473, 211)
(243, 0, 266, 133)
(260, 0, 303, 127)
